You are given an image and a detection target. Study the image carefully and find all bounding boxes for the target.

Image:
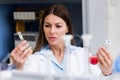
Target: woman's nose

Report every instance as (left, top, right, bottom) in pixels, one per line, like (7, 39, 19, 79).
(50, 27, 56, 34)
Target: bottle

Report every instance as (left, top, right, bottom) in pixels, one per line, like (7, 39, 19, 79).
(62, 34, 73, 77)
(81, 34, 94, 79)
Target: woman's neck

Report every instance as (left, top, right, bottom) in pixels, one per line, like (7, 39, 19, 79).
(50, 44, 65, 64)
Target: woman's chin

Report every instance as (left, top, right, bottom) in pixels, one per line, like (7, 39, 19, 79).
(49, 42, 57, 46)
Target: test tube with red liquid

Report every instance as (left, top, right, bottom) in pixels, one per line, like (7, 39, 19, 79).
(89, 39, 111, 65)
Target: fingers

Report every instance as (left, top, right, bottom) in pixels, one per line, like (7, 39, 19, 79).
(101, 47, 113, 61)
(23, 49, 33, 61)
(97, 54, 106, 67)
(97, 47, 113, 75)
(97, 47, 113, 68)
(10, 40, 32, 69)
(21, 47, 32, 58)
(11, 40, 28, 58)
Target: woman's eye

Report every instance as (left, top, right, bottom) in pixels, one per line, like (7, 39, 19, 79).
(56, 25, 62, 28)
(45, 25, 50, 27)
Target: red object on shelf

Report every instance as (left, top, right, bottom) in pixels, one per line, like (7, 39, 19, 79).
(89, 56, 98, 65)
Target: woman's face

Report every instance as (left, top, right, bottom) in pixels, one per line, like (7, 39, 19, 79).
(43, 14, 68, 46)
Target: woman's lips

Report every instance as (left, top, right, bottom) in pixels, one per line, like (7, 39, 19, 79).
(49, 37, 57, 41)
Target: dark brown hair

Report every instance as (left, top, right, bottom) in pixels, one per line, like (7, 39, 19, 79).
(34, 4, 75, 52)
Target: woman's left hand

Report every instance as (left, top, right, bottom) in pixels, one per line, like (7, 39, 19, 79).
(96, 47, 113, 76)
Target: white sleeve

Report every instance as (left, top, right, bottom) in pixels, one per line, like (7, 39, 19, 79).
(90, 64, 112, 80)
(90, 64, 101, 78)
(23, 55, 38, 72)
(23, 54, 54, 74)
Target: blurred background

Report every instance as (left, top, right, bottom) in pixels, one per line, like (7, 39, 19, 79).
(0, 0, 120, 79)
(0, 0, 83, 62)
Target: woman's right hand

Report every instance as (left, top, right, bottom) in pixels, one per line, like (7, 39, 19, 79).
(10, 40, 32, 70)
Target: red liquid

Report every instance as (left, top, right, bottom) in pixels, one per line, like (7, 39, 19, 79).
(89, 56, 98, 65)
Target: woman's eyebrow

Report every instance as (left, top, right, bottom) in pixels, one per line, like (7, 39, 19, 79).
(56, 21, 64, 24)
(44, 22, 50, 24)
(56, 23, 61, 25)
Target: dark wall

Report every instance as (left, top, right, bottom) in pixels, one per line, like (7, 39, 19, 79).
(0, 5, 15, 61)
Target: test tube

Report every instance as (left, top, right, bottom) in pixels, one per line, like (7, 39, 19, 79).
(62, 34, 73, 76)
(81, 34, 93, 78)
(90, 39, 111, 65)
(17, 31, 33, 54)
(62, 34, 73, 47)
(103, 39, 111, 48)
(17, 31, 24, 40)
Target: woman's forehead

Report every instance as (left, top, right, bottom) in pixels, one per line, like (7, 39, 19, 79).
(44, 14, 66, 24)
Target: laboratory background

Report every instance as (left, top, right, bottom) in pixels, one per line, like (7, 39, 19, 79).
(0, 0, 120, 80)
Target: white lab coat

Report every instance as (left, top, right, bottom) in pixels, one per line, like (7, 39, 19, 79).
(23, 45, 109, 79)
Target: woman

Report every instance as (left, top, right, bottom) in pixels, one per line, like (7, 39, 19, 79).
(10, 4, 113, 78)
